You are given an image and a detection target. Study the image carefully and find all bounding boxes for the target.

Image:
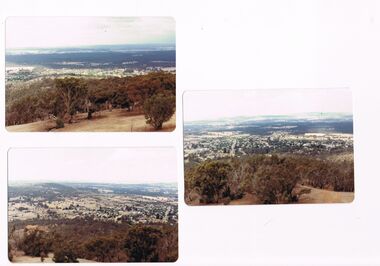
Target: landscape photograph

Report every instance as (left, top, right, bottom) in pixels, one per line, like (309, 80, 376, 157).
(8, 148, 178, 263)
(183, 89, 354, 206)
(5, 17, 176, 132)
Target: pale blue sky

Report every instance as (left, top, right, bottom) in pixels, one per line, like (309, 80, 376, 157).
(8, 148, 177, 184)
(6, 17, 175, 49)
(184, 88, 353, 121)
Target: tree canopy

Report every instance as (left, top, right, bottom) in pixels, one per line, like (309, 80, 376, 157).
(6, 72, 176, 130)
(143, 94, 175, 130)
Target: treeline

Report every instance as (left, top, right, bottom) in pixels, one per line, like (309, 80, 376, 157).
(6, 71, 175, 129)
(185, 154, 354, 205)
(8, 219, 178, 262)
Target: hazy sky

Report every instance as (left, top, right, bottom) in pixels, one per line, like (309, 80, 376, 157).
(6, 17, 175, 49)
(184, 88, 353, 121)
(8, 148, 177, 184)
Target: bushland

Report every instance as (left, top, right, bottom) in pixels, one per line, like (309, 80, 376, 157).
(185, 154, 354, 204)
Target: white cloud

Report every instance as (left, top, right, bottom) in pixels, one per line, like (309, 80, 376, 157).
(8, 147, 177, 184)
(6, 17, 175, 49)
(184, 88, 353, 121)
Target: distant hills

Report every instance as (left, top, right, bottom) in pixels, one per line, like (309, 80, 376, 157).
(5, 43, 176, 69)
(185, 112, 352, 125)
(8, 182, 178, 199)
(184, 112, 353, 135)
(6, 43, 176, 55)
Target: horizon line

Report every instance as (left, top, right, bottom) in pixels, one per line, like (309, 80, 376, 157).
(184, 111, 353, 123)
(8, 180, 177, 186)
(6, 42, 176, 51)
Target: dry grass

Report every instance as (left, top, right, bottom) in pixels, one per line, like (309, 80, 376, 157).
(6, 109, 176, 132)
(326, 152, 354, 163)
(218, 186, 354, 205)
(229, 193, 259, 205)
(11, 252, 97, 263)
(295, 185, 354, 204)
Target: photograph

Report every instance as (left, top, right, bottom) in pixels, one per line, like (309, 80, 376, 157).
(8, 148, 178, 263)
(5, 17, 176, 132)
(184, 89, 354, 206)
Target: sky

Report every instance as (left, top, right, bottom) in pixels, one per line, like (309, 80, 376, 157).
(184, 88, 353, 121)
(8, 148, 177, 184)
(6, 17, 175, 49)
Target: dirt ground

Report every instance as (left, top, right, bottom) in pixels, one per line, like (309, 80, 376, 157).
(229, 193, 259, 205)
(191, 185, 354, 206)
(295, 185, 354, 204)
(326, 152, 354, 163)
(11, 252, 96, 263)
(6, 109, 176, 132)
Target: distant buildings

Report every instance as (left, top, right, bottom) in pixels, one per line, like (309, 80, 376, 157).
(8, 192, 178, 225)
(184, 130, 354, 163)
(5, 65, 176, 83)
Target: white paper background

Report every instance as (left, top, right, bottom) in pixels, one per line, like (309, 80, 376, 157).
(1, 0, 380, 265)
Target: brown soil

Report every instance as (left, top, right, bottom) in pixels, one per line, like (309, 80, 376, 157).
(11, 252, 96, 263)
(189, 185, 354, 206)
(295, 185, 354, 204)
(6, 109, 176, 132)
(229, 193, 259, 205)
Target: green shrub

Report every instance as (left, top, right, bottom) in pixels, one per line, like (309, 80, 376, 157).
(20, 229, 52, 257)
(143, 94, 175, 130)
(124, 225, 163, 262)
(83, 236, 124, 262)
(252, 157, 300, 204)
(188, 161, 232, 203)
(55, 118, 64, 128)
(53, 242, 78, 263)
(8, 243, 13, 262)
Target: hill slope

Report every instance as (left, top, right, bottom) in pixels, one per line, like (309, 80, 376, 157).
(228, 185, 354, 205)
(12, 252, 96, 263)
(296, 185, 354, 204)
(6, 109, 175, 132)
